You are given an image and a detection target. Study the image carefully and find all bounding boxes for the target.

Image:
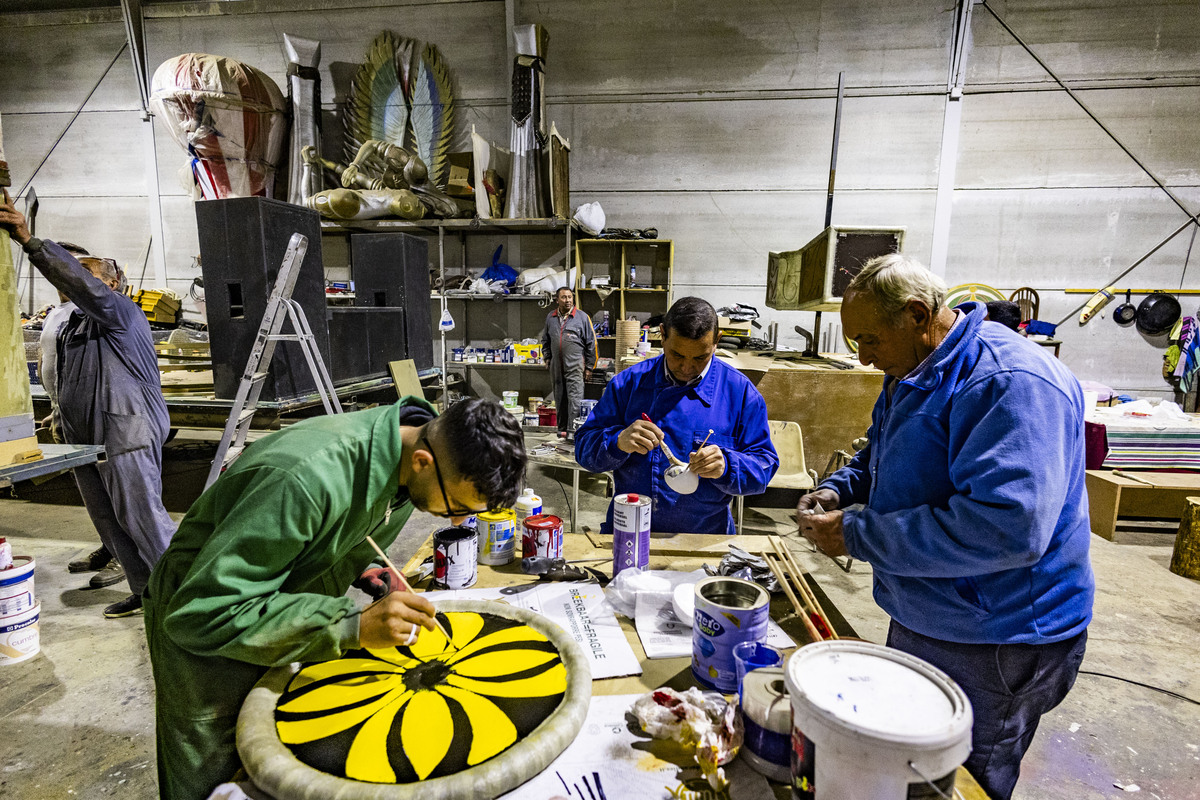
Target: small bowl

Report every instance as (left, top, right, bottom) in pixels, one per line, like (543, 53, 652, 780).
(672, 582, 696, 625)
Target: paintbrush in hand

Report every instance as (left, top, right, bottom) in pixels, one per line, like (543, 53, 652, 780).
(365, 535, 458, 651)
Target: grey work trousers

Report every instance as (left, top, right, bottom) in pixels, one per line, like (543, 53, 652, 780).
(72, 445, 176, 595)
(553, 366, 584, 433)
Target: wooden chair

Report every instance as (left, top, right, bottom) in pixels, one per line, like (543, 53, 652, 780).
(1009, 287, 1040, 322)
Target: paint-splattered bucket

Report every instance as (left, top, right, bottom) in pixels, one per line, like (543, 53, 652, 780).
(477, 509, 516, 566)
(0, 602, 40, 666)
(432, 526, 478, 590)
(691, 576, 769, 693)
(784, 640, 973, 799)
(741, 667, 792, 782)
(0, 556, 35, 618)
(612, 492, 651, 576)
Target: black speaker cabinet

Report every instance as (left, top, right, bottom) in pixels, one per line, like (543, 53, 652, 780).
(327, 308, 408, 384)
(348, 233, 433, 369)
(196, 197, 332, 402)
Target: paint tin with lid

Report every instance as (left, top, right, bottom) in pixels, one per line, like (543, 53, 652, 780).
(432, 526, 478, 590)
(522, 513, 564, 560)
(691, 576, 769, 693)
(476, 508, 517, 565)
(612, 492, 651, 576)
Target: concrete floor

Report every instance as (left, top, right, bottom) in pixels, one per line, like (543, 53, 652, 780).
(0, 432, 1198, 799)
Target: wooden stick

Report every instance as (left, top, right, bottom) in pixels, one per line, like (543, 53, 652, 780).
(698, 428, 714, 449)
(774, 536, 839, 640)
(365, 535, 458, 650)
(763, 552, 822, 643)
(1113, 469, 1156, 487)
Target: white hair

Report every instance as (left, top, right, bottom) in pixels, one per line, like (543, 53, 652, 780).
(845, 253, 947, 324)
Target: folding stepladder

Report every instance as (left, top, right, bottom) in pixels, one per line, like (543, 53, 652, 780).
(204, 233, 342, 489)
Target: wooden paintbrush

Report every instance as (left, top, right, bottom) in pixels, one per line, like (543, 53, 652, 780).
(365, 535, 458, 650)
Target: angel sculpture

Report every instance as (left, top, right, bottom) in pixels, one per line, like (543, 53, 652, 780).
(302, 142, 460, 219)
(305, 187, 424, 221)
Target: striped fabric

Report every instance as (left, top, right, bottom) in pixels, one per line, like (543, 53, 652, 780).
(1100, 426, 1200, 471)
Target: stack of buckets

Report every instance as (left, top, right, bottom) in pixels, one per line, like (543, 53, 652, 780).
(0, 538, 39, 665)
(722, 617, 974, 799)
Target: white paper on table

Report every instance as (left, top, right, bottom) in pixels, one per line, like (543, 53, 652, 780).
(425, 582, 642, 680)
(634, 591, 795, 659)
(497, 694, 774, 800)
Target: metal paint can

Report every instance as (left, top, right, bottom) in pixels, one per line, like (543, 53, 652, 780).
(432, 526, 478, 590)
(611, 493, 651, 576)
(691, 576, 769, 693)
(0, 556, 36, 618)
(522, 513, 564, 560)
(476, 509, 517, 565)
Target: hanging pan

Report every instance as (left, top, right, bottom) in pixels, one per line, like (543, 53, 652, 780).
(1113, 290, 1137, 326)
(1135, 291, 1181, 336)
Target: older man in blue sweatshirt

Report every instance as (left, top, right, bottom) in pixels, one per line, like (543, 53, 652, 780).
(798, 254, 1093, 800)
(576, 297, 778, 534)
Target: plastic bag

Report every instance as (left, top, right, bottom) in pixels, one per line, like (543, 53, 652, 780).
(604, 567, 700, 619)
(573, 201, 605, 236)
(480, 245, 518, 286)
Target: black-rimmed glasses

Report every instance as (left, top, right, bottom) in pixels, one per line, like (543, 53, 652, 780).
(422, 437, 480, 518)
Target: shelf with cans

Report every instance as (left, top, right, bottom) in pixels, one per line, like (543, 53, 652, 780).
(573, 238, 674, 368)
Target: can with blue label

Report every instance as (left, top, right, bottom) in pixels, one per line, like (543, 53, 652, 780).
(692, 576, 770, 693)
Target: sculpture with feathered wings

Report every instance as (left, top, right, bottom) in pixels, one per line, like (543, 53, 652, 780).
(344, 31, 457, 190)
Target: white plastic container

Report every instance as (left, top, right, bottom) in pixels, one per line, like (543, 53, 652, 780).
(514, 488, 542, 529)
(784, 640, 973, 800)
(0, 556, 35, 618)
(0, 602, 41, 666)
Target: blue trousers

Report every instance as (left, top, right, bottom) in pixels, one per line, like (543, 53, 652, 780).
(886, 620, 1087, 800)
(73, 445, 176, 595)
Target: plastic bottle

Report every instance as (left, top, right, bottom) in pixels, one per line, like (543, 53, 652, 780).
(514, 488, 543, 529)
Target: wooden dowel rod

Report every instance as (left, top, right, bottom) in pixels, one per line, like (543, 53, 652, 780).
(764, 553, 822, 643)
(774, 536, 840, 640)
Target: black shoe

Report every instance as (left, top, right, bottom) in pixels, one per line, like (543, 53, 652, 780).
(89, 561, 126, 589)
(68, 545, 112, 573)
(103, 594, 143, 619)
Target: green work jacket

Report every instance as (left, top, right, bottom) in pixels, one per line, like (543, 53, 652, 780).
(144, 397, 434, 800)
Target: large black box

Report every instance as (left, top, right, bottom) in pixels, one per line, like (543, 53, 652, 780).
(328, 307, 408, 384)
(196, 197, 332, 401)
(348, 233, 433, 369)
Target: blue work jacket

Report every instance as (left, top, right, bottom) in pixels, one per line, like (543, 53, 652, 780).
(821, 302, 1094, 645)
(575, 354, 778, 535)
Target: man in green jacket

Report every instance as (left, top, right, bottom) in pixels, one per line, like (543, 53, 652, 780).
(144, 397, 525, 800)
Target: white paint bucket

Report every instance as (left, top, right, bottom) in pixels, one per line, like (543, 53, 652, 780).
(784, 640, 973, 800)
(0, 556, 36, 617)
(0, 602, 41, 665)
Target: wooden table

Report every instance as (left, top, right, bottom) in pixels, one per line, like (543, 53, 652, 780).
(402, 531, 990, 800)
(524, 431, 613, 532)
(1085, 469, 1200, 540)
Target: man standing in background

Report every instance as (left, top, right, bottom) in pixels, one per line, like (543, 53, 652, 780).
(540, 286, 596, 437)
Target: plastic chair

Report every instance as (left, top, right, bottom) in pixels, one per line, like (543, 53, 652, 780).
(1009, 287, 1040, 322)
(735, 420, 818, 533)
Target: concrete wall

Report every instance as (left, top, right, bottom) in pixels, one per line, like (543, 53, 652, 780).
(3, 0, 1199, 397)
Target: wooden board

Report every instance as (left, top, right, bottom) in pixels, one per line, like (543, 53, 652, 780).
(388, 359, 423, 399)
(1085, 469, 1200, 540)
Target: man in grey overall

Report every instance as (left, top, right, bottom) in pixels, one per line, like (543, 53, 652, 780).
(540, 286, 596, 436)
(1, 189, 176, 618)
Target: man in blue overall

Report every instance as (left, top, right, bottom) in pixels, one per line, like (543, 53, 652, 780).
(1, 189, 176, 618)
(798, 254, 1093, 800)
(575, 296, 777, 534)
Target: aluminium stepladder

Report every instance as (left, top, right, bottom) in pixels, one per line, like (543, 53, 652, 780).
(204, 232, 342, 489)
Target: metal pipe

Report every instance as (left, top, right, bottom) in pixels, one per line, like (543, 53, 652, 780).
(824, 72, 845, 229)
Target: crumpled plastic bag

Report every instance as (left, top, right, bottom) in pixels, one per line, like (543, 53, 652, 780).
(702, 546, 780, 592)
(605, 567, 700, 619)
(573, 201, 605, 236)
(480, 245, 518, 286)
(630, 687, 743, 792)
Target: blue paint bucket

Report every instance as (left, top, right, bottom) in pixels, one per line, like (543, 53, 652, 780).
(691, 576, 769, 692)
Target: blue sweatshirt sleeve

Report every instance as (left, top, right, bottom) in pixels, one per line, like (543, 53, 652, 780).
(30, 241, 130, 331)
(709, 386, 779, 496)
(842, 369, 1079, 578)
(574, 373, 632, 473)
(819, 441, 873, 506)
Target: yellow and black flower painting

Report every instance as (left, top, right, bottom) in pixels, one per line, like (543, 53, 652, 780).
(275, 611, 566, 783)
